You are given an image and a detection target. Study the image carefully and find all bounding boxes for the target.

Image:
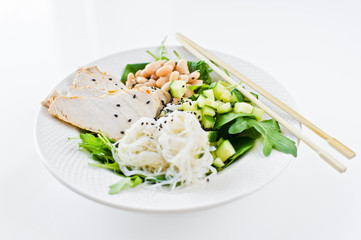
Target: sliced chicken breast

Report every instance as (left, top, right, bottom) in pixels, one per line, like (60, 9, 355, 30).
(66, 86, 120, 98)
(48, 89, 168, 140)
(72, 66, 126, 91)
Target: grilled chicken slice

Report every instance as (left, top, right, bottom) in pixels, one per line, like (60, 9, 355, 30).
(48, 89, 169, 140)
(66, 86, 120, 98)
(41, 89, 61, 108)
(72, 66, 126, 91)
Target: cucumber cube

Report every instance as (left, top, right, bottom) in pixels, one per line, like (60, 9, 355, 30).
(203, 89, 215, 100)
(216, 140, 236, 162)
(202, 106, 216, 117)
(218, 90, 232, 102)
(252, 107, 264, 121)
(212, 82, 227, 99)
(213, 157, 225, 168)
(204, 98, 220, 109)
(201, 115, 215, 129)
(196, 95, 207, 108)
(169, 80, 187, 98)
(208, 131, 219, 142)
(182, 101, 197, 111)
(234, 102, 253, 114)
(217, 102, 232, 114)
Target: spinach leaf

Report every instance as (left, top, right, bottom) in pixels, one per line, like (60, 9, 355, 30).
(229, 118, 297, 157)
(108, 176, 143, 194)
(224, 137, 255, 167)
(214, 112, 255, 129)
(188, 60, 212, 84)
(120, 62, 149, 84)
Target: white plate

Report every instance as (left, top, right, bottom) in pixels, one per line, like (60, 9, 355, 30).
(35, 46, 300, 213)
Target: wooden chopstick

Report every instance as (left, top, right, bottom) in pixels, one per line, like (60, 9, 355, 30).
(176, 33, 347, 173)
(176, 33, 356, 160)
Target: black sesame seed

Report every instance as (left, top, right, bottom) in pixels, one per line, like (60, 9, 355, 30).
(146, 122, 148, 125)
(164, 121, 167, 124)
(109, 78, 112, 81)
(128, 119, 132, 122)
(192, 77, 195, 80)
(207, 178, 210, 182)
(189, 102, 192, 106)
(146, 101, 150, 104)
(92, 79, 96, 82)
(115, 83, 118, 86)
(171, 119, 174, 122)
(141, 122, 144, 125)
(133, 94, 136, 98)
(151, 123, 155, 125)
(161, 100, 165, 105)
(116, 104, 120, 107)
(120, 131, 124, 134)
(114, 114, 118, 117)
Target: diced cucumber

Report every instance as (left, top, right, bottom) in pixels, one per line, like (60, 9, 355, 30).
(203, 89, 215, 100)
(213, 157, 225, 168)
(216, 137, 224, 146)
(211, 151, 217, 159)
(231, 89, 244, 102)
(169, 80, 187, 98)
(218, 90, 232, 102)
(234, 102, 253, 114)
(212, 82, 227, 99)
(201, 115, 215, 129)
(219, 81, 231, 87)
(217, 102, 232, 114)
(216, 140, 236, 162)
(182, 101, 197, 111)
(252, 107, 264, 121)
(208, 131, 219, 142)
(204, 98, 220, 109)
(202, 106, 216, 117)
(196, 94, 207, 108)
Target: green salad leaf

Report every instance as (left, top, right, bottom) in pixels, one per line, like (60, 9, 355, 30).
(120, 62, 149, 84)
(229, 118, 297, 157)
(214, 112, 255, 129)
(225, 136, 255, 167)
(188, 60, 212, 85)
(109, 176, 143, 194)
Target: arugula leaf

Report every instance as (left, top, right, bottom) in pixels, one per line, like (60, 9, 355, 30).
(120, 62, 149, 84)
(229, 118, 297, 157)
(224, 137, 255, 167)
(187, 61, 212, 84)
(108, 176, 143, 194)
(214, 112, 255, 129)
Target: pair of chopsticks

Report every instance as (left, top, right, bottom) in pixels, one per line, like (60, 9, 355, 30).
(176, 33, 356, 173)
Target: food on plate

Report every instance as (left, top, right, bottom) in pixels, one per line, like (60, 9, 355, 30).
(42, 39, 297, 194)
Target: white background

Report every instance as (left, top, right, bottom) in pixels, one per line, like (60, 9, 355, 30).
(1, 0, 360, 239)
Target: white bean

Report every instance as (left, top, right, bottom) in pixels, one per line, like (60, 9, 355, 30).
(126, 73, 136, 88)
(178, 74, 189, 83)
(175, 59, 189, 75)
(156, 75, 169, 88)
(144, 60, 166, 75)
(156, 65, 173, 77)
(169, 71, 180, 82)
(190, 80, 203, 85)
(164, 60, 176, 69)
(144, 79, 156, 87)
(188, 71, 200, 83)
(140, 69, 151, 78)
(161, 81, 171, 92)
(136, 76, 148, 84)
(135, 70, 142, 77)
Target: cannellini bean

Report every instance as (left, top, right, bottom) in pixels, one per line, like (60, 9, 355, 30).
(184, 85, 194, 98)
(161, 81, 171, 92)
(126, 73, 136, 88)
(144, 79, 156, 87)
(140, 69, 151, 78)
(144, 60, 166, 75)
(172, 97, 181, 104)
(164, 60, 176, 69)
(169, 71, 180, 81)
(188, 71, 200, 83)
(178, 74, 189, 83)
(135, 70, 142, 77)
(175, 59, 189, 75)
(150, 75, 159, 80)
(156, 65, 173, 77)
(190, 80, 203, 85)
(136, 76, 148, 84)
(156, 75, 169, 88)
